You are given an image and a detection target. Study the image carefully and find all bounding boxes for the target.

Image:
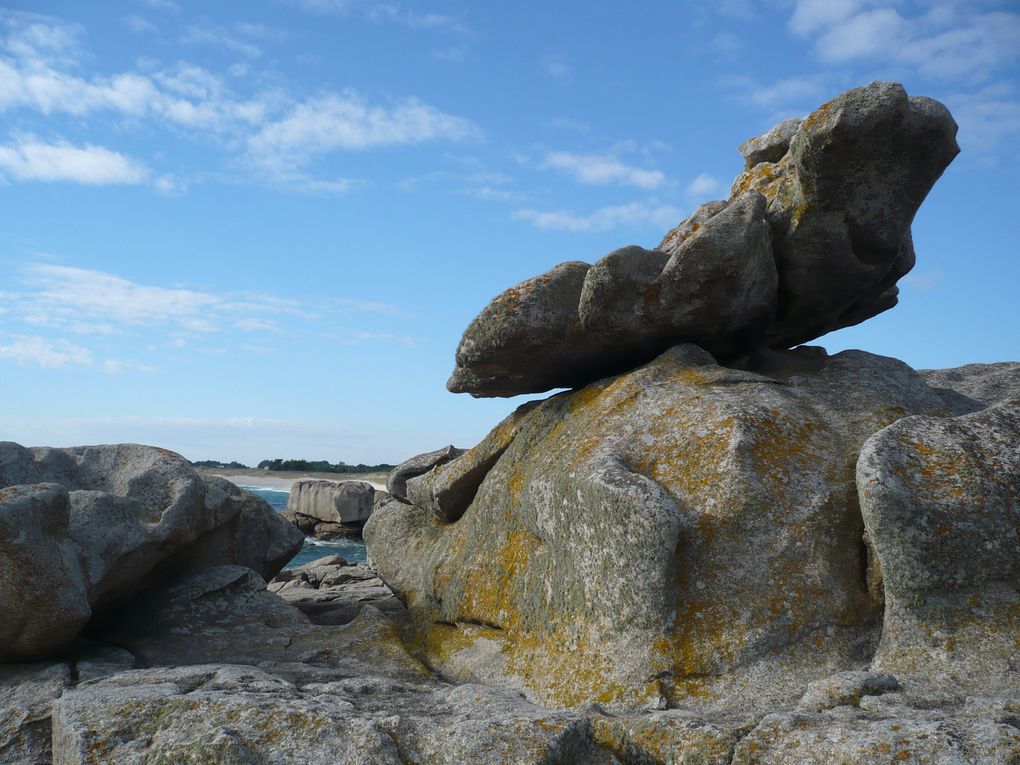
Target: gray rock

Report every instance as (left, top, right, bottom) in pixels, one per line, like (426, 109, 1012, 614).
(387, 445, 465, 500)
(287, 479, 375, 524)
(163, 476, 304, 581)
(369, 344, 948, 710)
(920, 362, 1020, 414)
(738, 117, 801, 168)
(0, 483, 91, 661)
(0, 661, 71, 765)
(0, 442, 302, 661)
(734, 81, 959, 349)
(447, 260, 596, 397)
(447, 83, 958, 397)
(857, 396, 1020, 696)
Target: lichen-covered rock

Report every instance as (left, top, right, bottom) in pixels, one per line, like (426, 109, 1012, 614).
(387, 445, 465, 500)
(733, 81, 958, 349)
(369, 344, 949, 710)
(287, 478, 375, 524)
(447, 82, 958, 397)
(0, 442, 302, 661)
(857, 396, 1020, 696)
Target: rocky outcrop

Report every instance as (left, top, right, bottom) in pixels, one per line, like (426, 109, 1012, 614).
(858, 396, 1020, 696)
(387, 444, 465, 500)
(448, 82, 959, 397)
(0, 442, 302, 662)
(288, 479, 374, 524)
(369, 344, 954, 710)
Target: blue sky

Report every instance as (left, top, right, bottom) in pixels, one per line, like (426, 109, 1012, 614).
(0, 0, 1017, 465)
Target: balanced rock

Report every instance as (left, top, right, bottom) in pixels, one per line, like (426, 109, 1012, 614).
(288, 479, 375, 525)
(0, 442, 302, 662)
(447, 82, 958, 397)
(369, 344, 950, 709)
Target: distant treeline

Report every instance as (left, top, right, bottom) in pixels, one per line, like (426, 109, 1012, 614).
(255, 459, 395, 474)
(192, 460, 249, 469)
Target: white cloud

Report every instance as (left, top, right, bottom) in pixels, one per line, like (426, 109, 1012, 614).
(541, 52, 572, 82)
(123, 14, 157, 33)
(542, 151, 666, 189)
(0, 335, 92, 368)
(512, 198, 682, 232)
(788, 1, 1020, 83)
(181, 25, 263, 58)
(286, 0, 468, 34)
(0, 138, 149, 185)
(684, 173, 721, 199)
(944, 83, 1020, 155)
(248, 92, 477, 169)
(137, 0, 179, 10)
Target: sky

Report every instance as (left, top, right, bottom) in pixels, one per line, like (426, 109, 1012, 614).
(0, 0, 1018, 466)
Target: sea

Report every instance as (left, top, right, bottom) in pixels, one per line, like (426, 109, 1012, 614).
(242, 486, 368, 569)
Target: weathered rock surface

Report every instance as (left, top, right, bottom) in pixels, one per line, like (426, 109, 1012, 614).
(288, 478, 375, 524)
(0, 442, 302, 661)
(369, 344, 952, 710)
(858, 396, 1020, 696)
(920, 361, 1020, 414)
(387, 444, 465, 500)
(448, 82, 959, 397)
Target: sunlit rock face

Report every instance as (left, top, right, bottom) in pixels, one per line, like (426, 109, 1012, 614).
(369, 344, 954, 710)
(448, 82, 959, 398)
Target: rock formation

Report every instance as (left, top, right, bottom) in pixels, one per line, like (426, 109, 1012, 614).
(448, 82, 959, 397)
(285, 478, 375, 538)
(0, 442, 303, 662)
(3, 82, 1019, 764)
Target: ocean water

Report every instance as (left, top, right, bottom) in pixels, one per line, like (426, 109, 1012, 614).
(243, 486, 368, 569)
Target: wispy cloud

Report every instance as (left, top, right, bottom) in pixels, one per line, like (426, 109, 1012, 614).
(512, 198, 682, 232)
(0, 335, 93, 368)
(541, 151, 666, 189)
(0, 138, 149, 185)
(181, 25, 263, 58)
(248, 92, 478, 170)
(788, 0, 1020, 83)
(684, 173, 721, 200)
(541, 52, 572, 82)
(286, 0, 469, 34)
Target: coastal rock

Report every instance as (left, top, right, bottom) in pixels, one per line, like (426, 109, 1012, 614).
(288, 478, 375, 525)
(387, 445, 465, 500)
(0, 442, 300, 661)
(0, 661, 71, 764)
(857, 396, 1020, 695)
(920, 361, 1020, 414)
(369, 344, 949, 709)
(164, 476, 304, 581)
(447, 82, 959, 397)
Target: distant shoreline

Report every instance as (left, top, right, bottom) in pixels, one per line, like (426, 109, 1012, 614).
(207, 469, 387, 493)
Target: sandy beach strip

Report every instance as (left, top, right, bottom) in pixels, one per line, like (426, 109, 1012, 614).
(215, 474, 387, 492)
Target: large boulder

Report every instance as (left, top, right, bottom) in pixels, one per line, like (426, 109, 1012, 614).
(368, 344, 950, 710)
(447, 82, 958, 397)
(287, 479, 375, 525)
(857, 396, 1020, 696)
(0, 442, 302, 661)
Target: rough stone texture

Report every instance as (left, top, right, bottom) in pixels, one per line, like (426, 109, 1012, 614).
(733, 81, 959, 349)
(446, 260, 595, 397)
(0, 484, 91, 661)
(387, 445, 465, 500)
(0, 442, 301, 661)
(369, 344, 950, 710)
(737, 117, 801, 168)
(163, 476, 305, 581)
(447, 82, 959, 397)
(857, 396, 1020, 696)
(920, 362, 1020, 415)
(0, 661, 71, 764)
(288, 478, 375, 524)
(269, 556, 407, 625)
